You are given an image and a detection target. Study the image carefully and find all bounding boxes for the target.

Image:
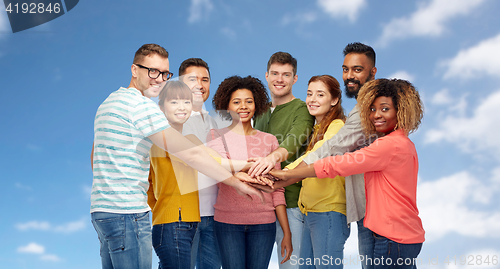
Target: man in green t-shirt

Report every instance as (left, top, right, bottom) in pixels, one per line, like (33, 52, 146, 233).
(251, 51, 314, 269)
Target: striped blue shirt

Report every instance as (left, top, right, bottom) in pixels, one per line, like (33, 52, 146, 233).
(91, 87, 169, 213)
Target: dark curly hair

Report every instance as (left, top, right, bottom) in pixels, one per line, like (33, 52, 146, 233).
(357, 78, 424, 136)
(212, 75, 270, 121)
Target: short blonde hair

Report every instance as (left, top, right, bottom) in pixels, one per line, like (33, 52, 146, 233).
(357, 79, 424, 136)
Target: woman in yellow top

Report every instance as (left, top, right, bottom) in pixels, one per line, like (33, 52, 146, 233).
(147, 80, 201, 269)
(148, 80, 256, 269)
(286, 75, 349, 268)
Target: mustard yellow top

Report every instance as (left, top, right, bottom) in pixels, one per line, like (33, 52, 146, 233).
(286, 119, 346, 216)
(148, 144, 200, 225)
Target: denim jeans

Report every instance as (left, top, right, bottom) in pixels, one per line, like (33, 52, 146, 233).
(372, 233, 422, 269)
(358, 218, 375, 269)
(152, 219, 198, 269)
(277, 207, 305, 269)
(299, 211, 350, 269)
(190, 216, 221, 269)
(91, 211, 152, 269)
(214, 221, 276, 269)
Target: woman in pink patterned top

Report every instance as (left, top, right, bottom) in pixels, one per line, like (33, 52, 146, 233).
(270, 79, 425, 269)
(207, 75, 292, 268)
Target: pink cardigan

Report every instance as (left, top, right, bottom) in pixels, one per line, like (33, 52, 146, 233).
(207, 128, 286, 225)
(314, 129, 425, 244)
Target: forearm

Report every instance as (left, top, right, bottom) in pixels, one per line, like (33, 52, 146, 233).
(276, 205, 291, 235)
(268, 147, 289, 163)
(198, 144, 251, 172)
(149, 129, 233, 182)
(303, 110, 365, 164)
(284, 164, 316, 180)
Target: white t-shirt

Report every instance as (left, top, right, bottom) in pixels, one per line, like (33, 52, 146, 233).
(183, 109, 219, 217)
(91, 87, 169, 214)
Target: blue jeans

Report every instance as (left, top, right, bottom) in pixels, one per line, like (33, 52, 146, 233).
(190, 216, 221, 269)
(299, 211, 350, 269)
(214, 221, 276, 269)
(372, 233, 422, 269)
(152, 219, 198, 269)
(277, 207, 305, 269)
(91, 211, 152, 269)
(358, 218, 375, 269)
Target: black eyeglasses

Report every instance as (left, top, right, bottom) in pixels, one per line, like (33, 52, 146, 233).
(135, 64, 173, 81)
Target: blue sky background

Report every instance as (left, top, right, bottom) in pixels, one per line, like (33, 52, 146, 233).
(1, 0, 500, 268)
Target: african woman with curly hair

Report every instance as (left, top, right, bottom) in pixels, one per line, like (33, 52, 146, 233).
(270, 78, 425, 269)
(207, 75, 292, 268)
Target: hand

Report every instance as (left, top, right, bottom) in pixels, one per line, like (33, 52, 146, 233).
(280, 233, 293, 264)
(248, 183, 275, 193)
(269, 169, 288, 181)
(235, 172, 274, 188)
(255, 175, 275, 188)
(234, 172, 258, 184)
(247, 156, 277, 177)
(233, 180, 265, 204)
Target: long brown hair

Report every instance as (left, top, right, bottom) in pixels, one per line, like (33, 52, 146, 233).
(306, 75, 346, 151)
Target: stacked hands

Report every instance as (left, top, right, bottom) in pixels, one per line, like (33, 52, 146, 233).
(234, 157, 289, 193)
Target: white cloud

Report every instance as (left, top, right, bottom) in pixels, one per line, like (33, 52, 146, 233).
(377, 0, 486, 46)
(0, 11, 10, 33)
(441, 33, 500, 80)
(15, 182, 32, 191)
(53, 219, 86, 233)
(424, 90, 500, 156)
(0, 7, 9, 33)
(17, 242, 62, 262)
(18, 242, 45, 254)
(82, 184, 92, 197)
(220, 27, 236, 40)
(418, 170, 500, 242)
(317, 0, 366, 23)
(188, 0, 214, 24)
(16, 221, 51, 231)
(387, 70, 415, 82)
(442, 248, 500, 268)
(16, 218, 86, 233)
(431, 88, 453, 105)
(281, 11, 318, 27)
(41, 254, 61, 262)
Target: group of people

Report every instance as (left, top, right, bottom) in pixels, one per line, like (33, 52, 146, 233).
(90, 42, 425, 269)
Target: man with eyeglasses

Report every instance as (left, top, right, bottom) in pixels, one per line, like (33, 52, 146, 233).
(90, 44, 264, 269)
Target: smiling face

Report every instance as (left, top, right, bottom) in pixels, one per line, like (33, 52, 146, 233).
(265, 63, 297, 100)
(370, 96, 398, 134)
(227, 89, 255, 124)
(182, 66, 210, 109)
(342, 53, 376, 99)
(306, 81, 338, 123)
(161, 97, 192, 131)
(132, 54, 170, 98)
